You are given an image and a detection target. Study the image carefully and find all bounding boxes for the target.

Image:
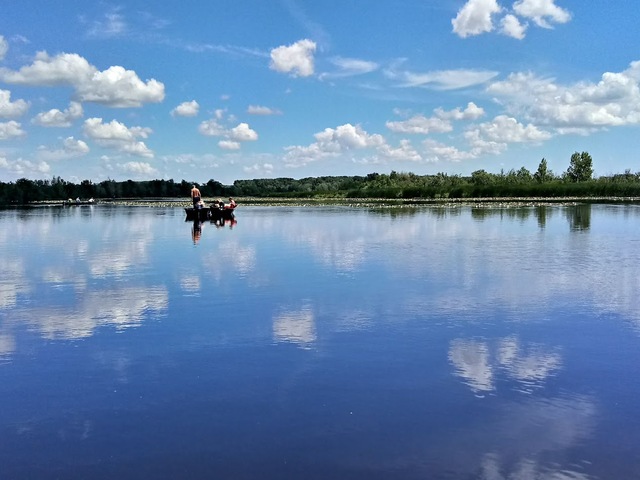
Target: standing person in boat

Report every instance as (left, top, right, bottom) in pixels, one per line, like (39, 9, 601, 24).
(190, 184, 201, 208)
(226, 197, 236, 209)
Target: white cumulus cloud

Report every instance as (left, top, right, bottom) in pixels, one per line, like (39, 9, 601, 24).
(435, 102, 486, 120)
(0, 35, 7, 60)
(62, 136, 90, 154)
(218, 140, 240, 150)
(36, 136, 90, 161)
(198, 118, 226, 136)
(453, 0, 570, 38)
(386, 102, 485, 135)
(487, 61, 640, 129)
(315, 123, 384, 150)
(284, 123, 385, 167)
(423, 139, 476, 163)
(464, 129, 509, 156)
(32, 101, 83, 127)
(377, 139, 423, 163)
(0, 51, 93, 85)
(500, 14, 528, 39)
(247, 105, 281, 115)
(0, 89, 29, 118)
(452, 0, 502, 38)
(199, 114, 258, 149)
(243, 163, 274, 175)
(0, 51, 165, 107)
(83, 117, 153, 157)
(229, 122, 258, 141)
(409, 111, 546, 163)
(513, 0, 571, 28)
(269, 39, 316, 77)
(77, 65, 164, 107)
(0, 120, 25, 140)
(171, 100, 199, 117)
(117, 161, 158, 176)
(386, 115, 453, 135)
(0, 156, 50, 175)
(470, 115, 552, 143)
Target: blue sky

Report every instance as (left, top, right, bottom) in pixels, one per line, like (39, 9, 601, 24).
(1, 0, 639, 185)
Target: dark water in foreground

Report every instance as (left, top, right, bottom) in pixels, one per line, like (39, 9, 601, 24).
(1, 203, 639, 479)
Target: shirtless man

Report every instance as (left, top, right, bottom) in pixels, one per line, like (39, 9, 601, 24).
(190, 185, 201, 208)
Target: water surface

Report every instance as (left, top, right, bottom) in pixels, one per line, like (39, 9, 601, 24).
(1, 203, 639, 479)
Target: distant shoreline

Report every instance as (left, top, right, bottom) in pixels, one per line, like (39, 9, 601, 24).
(23, 196, 640, 208)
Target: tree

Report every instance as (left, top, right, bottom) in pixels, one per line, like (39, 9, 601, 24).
(534, 158, 552, 183)
(471, 169, 494, 186)
(566, 151, 593, 182)
(516, 166, 532, 183)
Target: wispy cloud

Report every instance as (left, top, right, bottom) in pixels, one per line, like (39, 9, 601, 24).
(280, 0, 331, 48)
(247, 105, 282, 115)
(319, 57, 379, 81)
(395, 68, 499, 90)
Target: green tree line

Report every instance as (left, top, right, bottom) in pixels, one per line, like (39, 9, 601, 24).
(0, 177, 229, 204)
(2, 152, 640, 204)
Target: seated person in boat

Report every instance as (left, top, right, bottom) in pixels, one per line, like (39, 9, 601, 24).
(225, 197, 236, 210)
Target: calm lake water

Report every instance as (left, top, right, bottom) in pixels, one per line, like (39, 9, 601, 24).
(1, 203, 639, 479)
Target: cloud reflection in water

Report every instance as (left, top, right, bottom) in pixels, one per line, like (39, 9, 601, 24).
(11, 286, 168, 340)
(273, 305, 317, 348)
(0, 258, 29, 309)
(476, 394, 596, 480)
(449, 336, 562, 394)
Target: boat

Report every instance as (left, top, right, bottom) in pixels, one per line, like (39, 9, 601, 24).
(184, 205, 236, 222)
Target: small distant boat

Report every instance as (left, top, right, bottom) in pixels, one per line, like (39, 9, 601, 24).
(184, 205, 236, 222)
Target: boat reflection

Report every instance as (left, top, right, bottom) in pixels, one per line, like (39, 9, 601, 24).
(214, 218, 237, 229)
(188, 217, 237, 244)
(191, 219, 202, 245)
